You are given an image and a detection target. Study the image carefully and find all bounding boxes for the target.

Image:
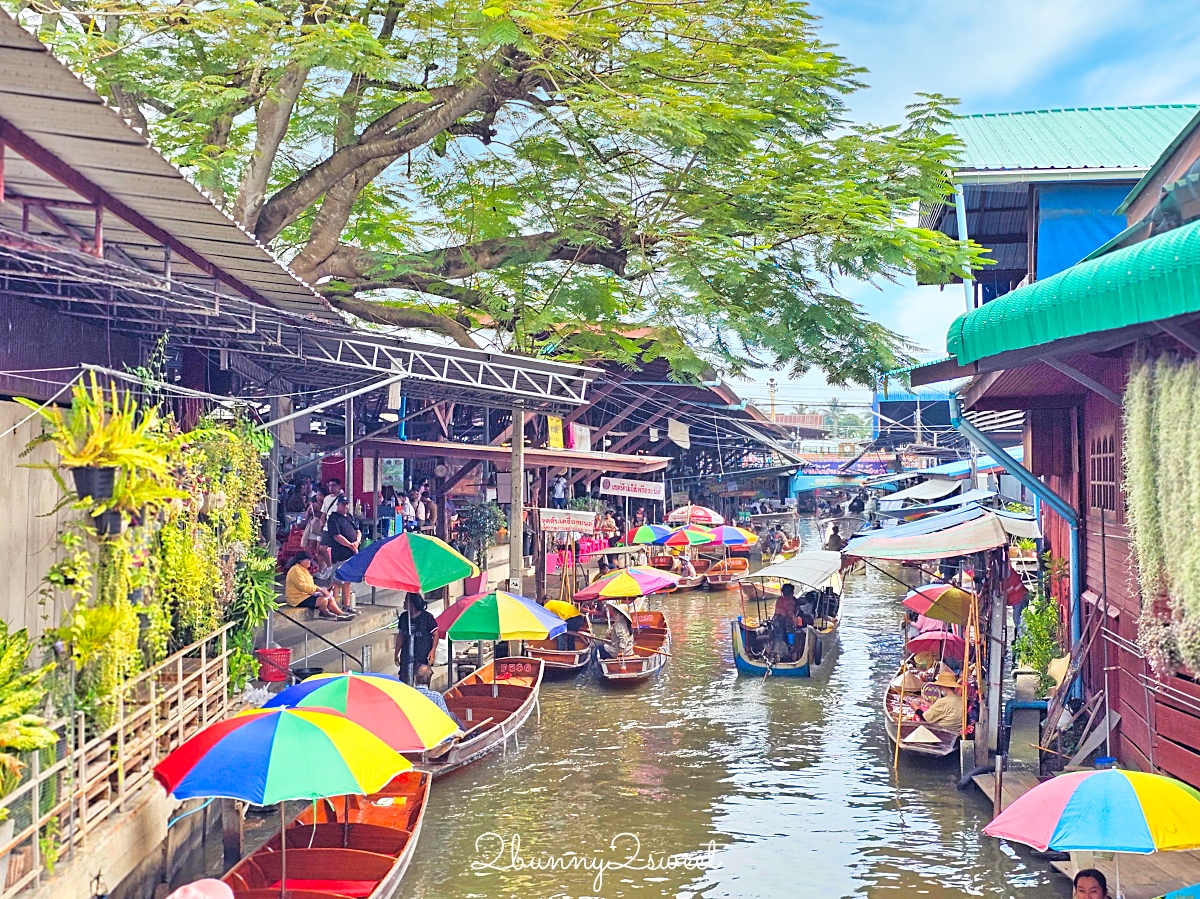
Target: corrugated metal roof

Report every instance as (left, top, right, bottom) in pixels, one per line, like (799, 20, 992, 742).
(0, 11, 337, 321)
(948, 106, 1199, 173)
(946, 216, 1200, 364)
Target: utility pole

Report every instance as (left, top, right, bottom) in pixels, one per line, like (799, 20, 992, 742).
(508, 406, 525, 594)
(767, 378, 777, 422)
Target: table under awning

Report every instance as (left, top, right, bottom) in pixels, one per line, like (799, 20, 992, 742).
(341, 437, 671, 474)
(846, 513, 1008, 561)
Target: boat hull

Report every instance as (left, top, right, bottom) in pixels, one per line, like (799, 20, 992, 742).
(730, 617, 835, 677)
(598, 611, 670, 684)
(525, 634, 592, 677)
(222, 770, 430, 899)
(404, 658, 544, 778)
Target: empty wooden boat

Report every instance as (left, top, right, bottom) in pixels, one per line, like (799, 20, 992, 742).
(597, 610, 670, 683)
(222, 770, 429, 898)
(525, 631, 593, 677)
(402, 657, 544, 777)
(704, 556, 748, 590)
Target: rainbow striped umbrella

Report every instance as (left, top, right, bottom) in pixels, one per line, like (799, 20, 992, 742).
(446, 590, 567, 641)
(705, 525, 759, 546)
(625, 524, 671, 544)
(657, 525, 715, 547)
(575, 566, 680, 600)
(985, 769, 1200, 853)
(262, 672, 457, 752)
(985, 769, 1200, 896)
(335, 531, 478, 592)
(153, 707, 410, 804)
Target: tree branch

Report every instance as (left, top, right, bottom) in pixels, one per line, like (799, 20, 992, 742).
(329, 295, 480, 348)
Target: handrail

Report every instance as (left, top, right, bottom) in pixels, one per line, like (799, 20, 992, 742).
(271, 608, 365, 672)
(0, 623, 233, 898)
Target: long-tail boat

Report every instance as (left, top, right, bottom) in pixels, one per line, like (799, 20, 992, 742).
(525, 630, 593, 677)
(597, 609, 670, 683)
(703, 556, 748, 590)
(222, 770, 429, 898)
(883, 662, 963, 759)
(402, 657, 544, 777)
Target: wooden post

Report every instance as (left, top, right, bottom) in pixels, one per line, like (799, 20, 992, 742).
(508, 406, 525, 594)
(222, 799, 243, 867)
(992, 754, 1005, 818)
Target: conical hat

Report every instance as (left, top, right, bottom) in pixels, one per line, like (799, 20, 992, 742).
(891, 670, 924, 693)
(903, 725, 944, 745)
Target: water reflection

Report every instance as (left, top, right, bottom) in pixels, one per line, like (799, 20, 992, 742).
(401, 519, 1069, 899)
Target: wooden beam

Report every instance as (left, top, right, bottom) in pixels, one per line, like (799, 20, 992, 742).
(611, 408, 669, 454)
(589, 394, 649, 443)
(1039, 356, 1122, 408)
(489, 411, 531, 448)
(441, 459, 481, 492)
(1158, 320, 1200, 356)
(563, 380, 620, 425)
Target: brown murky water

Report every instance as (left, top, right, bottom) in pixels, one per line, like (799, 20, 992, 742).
(400, 518, 1071, 899)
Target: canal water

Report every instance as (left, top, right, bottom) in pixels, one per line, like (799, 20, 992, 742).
(402, 518, 1071, 899)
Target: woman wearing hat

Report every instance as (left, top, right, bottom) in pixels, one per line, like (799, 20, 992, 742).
(915, 668, 964, 730)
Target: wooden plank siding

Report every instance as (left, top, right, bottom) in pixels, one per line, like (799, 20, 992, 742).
(1019, 348, 1200, 786)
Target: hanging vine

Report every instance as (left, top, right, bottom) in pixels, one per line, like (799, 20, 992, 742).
(1124, 354, 1200, 673)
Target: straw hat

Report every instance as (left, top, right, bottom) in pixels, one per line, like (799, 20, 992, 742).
(891, 670, 924, 693)
(934, 669, 963, 690)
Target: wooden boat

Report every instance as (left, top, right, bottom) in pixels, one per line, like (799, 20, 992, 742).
(704, 556, 748, 590)
(402, 658, 543, 777)
(222, 770, 429, 898)
(731, 567, 840, 677)
(779, 535, 802, 559)
(597, 610, 670, 683)
(525, 630, 593, 677)
(883, 662, 962, 759)
(675, 557, 710, 589)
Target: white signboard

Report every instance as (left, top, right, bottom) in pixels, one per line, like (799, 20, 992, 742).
(539, 508, 597, 535)
(599, 476, 666, 501)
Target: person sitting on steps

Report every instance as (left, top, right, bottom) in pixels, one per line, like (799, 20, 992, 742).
(283, 551, 352, 620)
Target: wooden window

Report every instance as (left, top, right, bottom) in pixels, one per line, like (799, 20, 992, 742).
(1089, 432, 1119, 513)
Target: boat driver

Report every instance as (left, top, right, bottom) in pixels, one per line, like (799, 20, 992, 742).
(770, 584, 800, 661)
(914, 669, 964, 730)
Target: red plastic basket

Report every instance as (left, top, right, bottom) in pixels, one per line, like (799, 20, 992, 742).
(255, 647, 292, 682)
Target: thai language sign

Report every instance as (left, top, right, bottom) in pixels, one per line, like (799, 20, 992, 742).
(599, 477, 666, 501)
(539, 508, 597, 535)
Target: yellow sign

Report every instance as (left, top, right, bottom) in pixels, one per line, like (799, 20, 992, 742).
(547, 416, 564, 449)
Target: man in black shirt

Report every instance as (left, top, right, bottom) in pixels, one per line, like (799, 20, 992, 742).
(395, 593, 439, 685)
(323, 495, 361, 615)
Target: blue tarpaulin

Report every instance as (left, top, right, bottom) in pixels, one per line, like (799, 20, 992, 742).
(1037, 183, 1133, 279)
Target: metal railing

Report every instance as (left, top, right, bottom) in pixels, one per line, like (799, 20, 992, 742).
(0, 623, 234, 897)
(270, 609, 368, 674)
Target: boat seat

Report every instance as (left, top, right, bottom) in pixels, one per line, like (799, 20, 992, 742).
(248, 848, 395, 886)
(448, 696, 525, 714)
(454, 683, 530, 700)
(271, 823, 409, 856)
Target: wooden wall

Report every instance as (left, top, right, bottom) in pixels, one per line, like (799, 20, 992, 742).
(0, 400, 77, 638)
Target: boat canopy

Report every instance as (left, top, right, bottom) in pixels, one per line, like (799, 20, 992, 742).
(748, 551, 843, 589)
(845, 513, 1008, 561)
(883, 478, 962, 503)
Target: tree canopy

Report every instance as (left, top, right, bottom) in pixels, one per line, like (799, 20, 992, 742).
(12, 0, 983, 385)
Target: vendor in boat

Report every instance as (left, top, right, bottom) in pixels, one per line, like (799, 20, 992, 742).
(395, 592, 439, 685)
(413, 664, 464, 730)
(914, 669, 964, 730)
(676, 552, 697, 579)
(605, 608, 635, 657)
(824, 525, 846, 553)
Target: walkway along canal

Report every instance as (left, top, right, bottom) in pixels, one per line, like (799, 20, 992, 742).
(399, 518, 1070, 899)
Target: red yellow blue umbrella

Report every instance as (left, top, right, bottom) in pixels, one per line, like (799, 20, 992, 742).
(575, 566, 680, 600)
(656, 525, 715, 547)
(625, 524, 672, 544)
(153, 707, 410, 804)
(704, 525, 758, 546)
(261, 671, 457, 752)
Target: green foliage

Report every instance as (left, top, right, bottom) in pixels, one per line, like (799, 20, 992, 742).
(0, 622, 58, 807)
(457, 501, 507, 568)
(227, 549, 278, 691)
(15, 1, 984, 383)
(567, 497, 607, 514)
(1121, 354, 1200, 673)
(1014, 590, 1062, 698)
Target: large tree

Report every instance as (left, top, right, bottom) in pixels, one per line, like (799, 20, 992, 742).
(13, 0, 982, 384)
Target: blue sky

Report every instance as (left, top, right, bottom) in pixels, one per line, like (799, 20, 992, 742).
(735, 0, 1200, 413)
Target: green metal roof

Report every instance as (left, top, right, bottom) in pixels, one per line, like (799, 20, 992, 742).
(1116, 107, 1200, 214)
(947, 215, 1200, 364)
(948, 106, 1199, 173)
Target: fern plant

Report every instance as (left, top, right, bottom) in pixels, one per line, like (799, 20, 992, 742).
(0, 623, 58, 814)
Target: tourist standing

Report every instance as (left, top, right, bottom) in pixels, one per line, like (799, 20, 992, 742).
(395, 593, 439, 685)
(551, 473, 569, 509)
(324, 495, 361, 615)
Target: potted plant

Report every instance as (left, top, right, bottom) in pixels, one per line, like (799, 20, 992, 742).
(0, 623, 58, 874)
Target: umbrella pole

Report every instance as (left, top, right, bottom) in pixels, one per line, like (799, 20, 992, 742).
(280, 803, 287, 899)
(1115, 852, 1121, 898)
